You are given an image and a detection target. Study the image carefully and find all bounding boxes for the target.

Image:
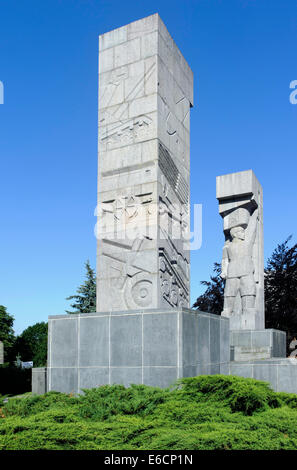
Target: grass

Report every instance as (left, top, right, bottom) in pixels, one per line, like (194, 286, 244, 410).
(0, 375, 297, 450)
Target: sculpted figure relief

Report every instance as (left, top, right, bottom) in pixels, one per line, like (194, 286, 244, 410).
(221, 207, 259, 318)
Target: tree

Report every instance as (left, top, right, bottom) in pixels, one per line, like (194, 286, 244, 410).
(66, 260, 96, 314)
(192, 263, 224, 314)
(11, 322, 48, 367)
(0, 305, 15, 362)
(265, 236, 297, 350)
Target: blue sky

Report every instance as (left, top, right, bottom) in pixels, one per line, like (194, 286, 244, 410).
(0, 0, 296, 334)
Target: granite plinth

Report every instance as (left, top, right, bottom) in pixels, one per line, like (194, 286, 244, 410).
(32, 368, 47, 395)
(229, 358, 297, 393)
(230, 329, 286, 361)
(46, 308, 230, 393)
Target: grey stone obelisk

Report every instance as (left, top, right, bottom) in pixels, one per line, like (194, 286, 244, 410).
(216, 170, 264, 330)
(96, 13, 193, 312)
(44, 15, 230, 395)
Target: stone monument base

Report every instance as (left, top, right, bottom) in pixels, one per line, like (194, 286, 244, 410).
(32, 367, 47, 395)
(228, 358, 297, 393)
(44, 308, 230, 394)
(225, 310, 265, 331)
(230, 329, 286, 361)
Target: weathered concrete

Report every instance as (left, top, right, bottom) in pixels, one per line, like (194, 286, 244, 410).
(228, 358, 297, 393)
(32, 368, 47, 395)
(47, 309, 230, 393)
(97, 13, 193, 312)
(230, 329, 286, 361)
(0, 341, 3, 364)
(217, 170, 264, 330)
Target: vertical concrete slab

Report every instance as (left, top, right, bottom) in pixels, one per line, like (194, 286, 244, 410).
(220, 317, 230, 364)
(197, 314, 210, 374)
(50, 368, 78, 394)
(97, 14, 193, 313)
(32, 368, 47, 395)
(110, 314, 142, 366)
(253, 364, 278, 390)
(50, 317, 78, 367)
(79, 316, 109, 367)
(143, 312, 178, 367)
(210, 316, 220, 364)
(217, 170, 264, 330)
(0, 341, 4, 364)
(79, 368, 109, 391)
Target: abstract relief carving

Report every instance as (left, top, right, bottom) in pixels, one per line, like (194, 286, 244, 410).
(99, 191, 153, 228)
(100, 115, 153, 146)
(166, 96, 189, 136)
(102, 236, 155, 309)
(159, 248, 189, 307)
(158, 143, 189, 205)
(99, 60, 157, 147)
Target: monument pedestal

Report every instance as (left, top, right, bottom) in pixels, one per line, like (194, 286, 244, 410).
(226, 310, 265, 331)
(32, 368, 47, 395)
(230, 329, 286, 361)
(229, 358, 297, 394)
(45, 309, 230, 394)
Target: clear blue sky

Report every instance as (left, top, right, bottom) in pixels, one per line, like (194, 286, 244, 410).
(0, 0, 296, 335)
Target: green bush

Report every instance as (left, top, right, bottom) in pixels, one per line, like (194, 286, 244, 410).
(78, 384, 167, 420)
(177, 375, 281, 414)
(2, 391, 79, 417)
(0, 375, 297, 450)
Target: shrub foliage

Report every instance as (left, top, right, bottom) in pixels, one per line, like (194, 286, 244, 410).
(1, 375, 297, 450)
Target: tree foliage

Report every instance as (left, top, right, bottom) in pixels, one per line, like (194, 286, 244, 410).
(12, 322, 48, 367)
(66, 260, 96, 314)
(2, 375, 297, 449)
(265, 236, 297, 349)
(192, 263, 224, 315)
(0, 306, 15, 362)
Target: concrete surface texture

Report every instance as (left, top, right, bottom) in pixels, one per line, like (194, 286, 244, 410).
(230, 329, 286, 361)
(31, 15, 297, 397)
(46, 309, 230, 393)
(0, 341, 3, 364)
(216, 170, 264, 330)
(32, 368, 47, 395)
(228, 358, 297, 394)
(97, 13, 193, 312)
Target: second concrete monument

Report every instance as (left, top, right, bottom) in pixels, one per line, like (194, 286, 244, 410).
(216, 170, 264, 330)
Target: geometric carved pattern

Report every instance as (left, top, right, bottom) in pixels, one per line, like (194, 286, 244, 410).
(100, 115, 153, 146)
(102, 237, 155, 309)
(159, 248, 189, 308)
(158, 142, 189, 205)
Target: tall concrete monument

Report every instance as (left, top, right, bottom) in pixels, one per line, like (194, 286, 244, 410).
(37, 15, 295, 396)
(216, 170, 286, 363)
(96, 13, 192, 312)
(44, 14, 230, 394)
(216, 170, 264, 330)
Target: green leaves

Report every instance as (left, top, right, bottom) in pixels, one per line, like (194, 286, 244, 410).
(265, 237, 297, 351)
(0, 306, 15, 362)
(1, 375, 297, 449)
(11, 322, 48, 367)
(66, 260, 96, 314)
(192, 263, 224, 314)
